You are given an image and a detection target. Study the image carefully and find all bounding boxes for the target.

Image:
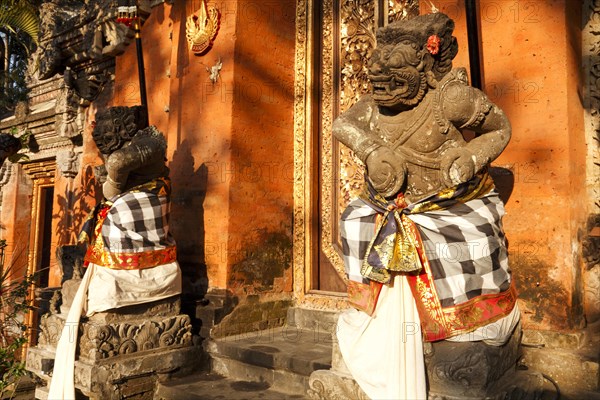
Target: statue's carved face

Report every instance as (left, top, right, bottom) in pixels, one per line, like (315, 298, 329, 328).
(92, 106, 147, 156)
(368, 40, 427, 110)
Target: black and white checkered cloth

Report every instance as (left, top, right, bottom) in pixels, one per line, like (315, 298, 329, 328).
(340, 191, 511, 307)
(102, 190, 175, 253)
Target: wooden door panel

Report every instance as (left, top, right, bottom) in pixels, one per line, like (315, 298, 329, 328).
(313, 0, 419, 292)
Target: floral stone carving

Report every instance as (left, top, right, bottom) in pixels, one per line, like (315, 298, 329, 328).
(79, 314, 193, 361)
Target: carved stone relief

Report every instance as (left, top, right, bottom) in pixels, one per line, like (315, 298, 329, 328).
(0, 162, 12, 211)
(34, 0, 142, 101)
(79, 314, 193, 361)
(55, 84, 86, 139)
(307, 369, 369, 400)
(37, 312, 193, 360)
(56, 149, 81, 179)
(14, 101, 29, 124)
(23, 0, 149, 158)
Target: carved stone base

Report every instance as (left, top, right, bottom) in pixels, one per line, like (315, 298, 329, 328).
(308, 321, 546, 399)
(425, 322, 521, 398)
(27, 343, 203, 400)
(37, 296, 183, 351)
(307, 369, 368, 400)
(26, 297, 201, 400)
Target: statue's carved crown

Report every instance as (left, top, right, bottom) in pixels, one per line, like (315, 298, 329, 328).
(376, 12, 458, 80)
(92, 106, 148, 155)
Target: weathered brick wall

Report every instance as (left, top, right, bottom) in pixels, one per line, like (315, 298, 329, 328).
(110, 0, 296, 333)
(421, 0, 588, 331)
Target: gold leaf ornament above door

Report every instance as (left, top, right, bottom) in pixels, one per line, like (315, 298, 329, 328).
(186, 0, 220, 55)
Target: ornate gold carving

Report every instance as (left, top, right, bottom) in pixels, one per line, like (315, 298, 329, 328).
(293, 1, 419, 307)
(23, 159, 56, 350)
(583, 0, 600, 321)
(340, 1, 376, 111)
(584, 0, 600, 211)
(319, 0, 348, 284)
(337, 1, 377, 221)
(293, 0, 311, 303)
(339, 147, 365, 217)
(186, 0, 220, 56)
(294, 0, 349, 309)
(388, 0, 420, 24)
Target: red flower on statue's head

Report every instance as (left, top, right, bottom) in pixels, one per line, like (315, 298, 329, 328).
(427, 34, 441, 55)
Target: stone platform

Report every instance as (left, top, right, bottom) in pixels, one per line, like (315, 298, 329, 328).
(136, 307, 600, 399)
(154, 307, 336, 399)
(206, 325, 332, 396)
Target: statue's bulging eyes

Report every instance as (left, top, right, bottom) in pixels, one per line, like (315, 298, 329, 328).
(388, 53, 404, 68)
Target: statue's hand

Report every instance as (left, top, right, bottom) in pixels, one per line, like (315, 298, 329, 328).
(441, 147, 476, 187)
(365, 147, 406, 198)
(102, 177, 122, 199)
(102, 152, 127, 199)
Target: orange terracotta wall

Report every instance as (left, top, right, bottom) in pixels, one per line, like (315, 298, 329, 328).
(421, 1, 587, 331)
(227, 1, 296, 296)
(112, 0, 296, 297)
(49, 105, 106, 287)
(0, 169, 33, 281)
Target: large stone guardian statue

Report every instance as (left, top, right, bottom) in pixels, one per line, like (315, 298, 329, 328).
(333, 13, 521, 399)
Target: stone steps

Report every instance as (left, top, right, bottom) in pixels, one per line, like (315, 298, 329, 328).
(154, 308, 337, 399)
(154, 372, 306, 400)
(520, 321, 600, 395)
(206, 326, 332, 396)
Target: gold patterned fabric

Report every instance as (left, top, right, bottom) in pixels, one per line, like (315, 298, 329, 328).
(341, 171, 517, 340)
(358, 171, 494, 283)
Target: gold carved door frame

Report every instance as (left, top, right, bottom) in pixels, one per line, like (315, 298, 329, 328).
(292, 0, 419, 308)
(23, 159, 56, 348)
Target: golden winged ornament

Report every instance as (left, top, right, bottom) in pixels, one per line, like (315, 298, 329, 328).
(186, 0, 220, 55)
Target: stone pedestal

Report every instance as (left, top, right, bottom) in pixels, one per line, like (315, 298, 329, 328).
(308, 321, 546, 400)
(307, 338, 368, 400)
(26, 296, 203, 400)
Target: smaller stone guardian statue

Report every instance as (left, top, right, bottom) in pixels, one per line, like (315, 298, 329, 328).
(334, 12, 521, 399)
(49, 106, 181, 399)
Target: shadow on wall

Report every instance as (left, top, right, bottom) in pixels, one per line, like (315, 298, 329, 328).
(52, 165, 100, 247)
(169, 140, 209, 299)
(488, 166, 514, 205)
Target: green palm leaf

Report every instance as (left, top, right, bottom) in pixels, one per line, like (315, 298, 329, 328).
(0, 0, 38, 44)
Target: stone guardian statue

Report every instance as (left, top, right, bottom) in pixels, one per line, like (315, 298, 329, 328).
(48, 106, 181, 399)
(334, 13, 521, 399)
